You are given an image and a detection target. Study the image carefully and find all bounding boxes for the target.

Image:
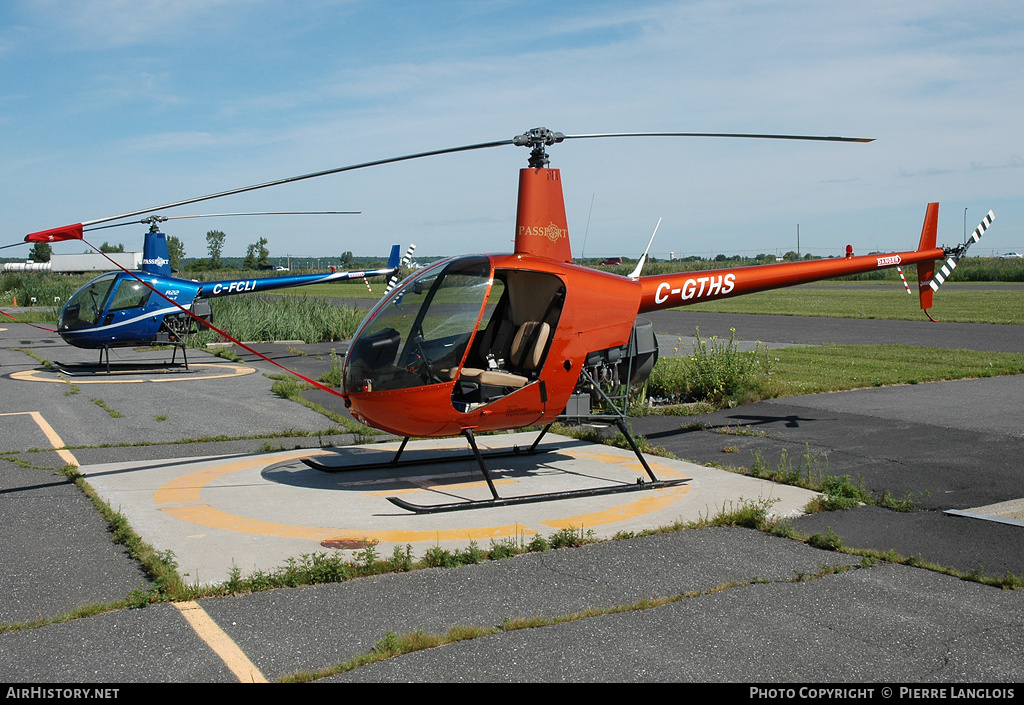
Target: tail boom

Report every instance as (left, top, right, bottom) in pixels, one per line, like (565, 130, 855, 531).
(638, 246, 943, 313)
(639, 202, 952, 314)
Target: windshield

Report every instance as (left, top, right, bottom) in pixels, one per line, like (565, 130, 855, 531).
(107, 279, 153, 311)
(58, 273, 118, 331)
(344, 256, 492, 392)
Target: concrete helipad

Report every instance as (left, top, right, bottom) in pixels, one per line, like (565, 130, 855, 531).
(78, 431, 816, 585)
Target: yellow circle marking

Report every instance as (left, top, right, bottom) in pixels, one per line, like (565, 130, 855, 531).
(153, 443, 692, 544)
(10, 362, 255, 384)
(160, 504, 526, 543)
(539, 449, 691, 529)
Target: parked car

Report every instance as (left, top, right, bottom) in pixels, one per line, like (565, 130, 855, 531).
(998, 252, 1023, 259)
(600, 257, 622, 266)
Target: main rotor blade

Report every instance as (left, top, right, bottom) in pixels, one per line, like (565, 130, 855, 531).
(563, 132, 874, 143)
(82, 138, 514, 228)
(83, 211, 360, 232)
(74, 128, 871, 230)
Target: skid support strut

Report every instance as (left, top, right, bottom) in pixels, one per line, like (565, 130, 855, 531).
(304, 415, 685, 514)
(301, 428, 556, 474)
(170, 342, 189, 370)
(385, 421, 685, 514)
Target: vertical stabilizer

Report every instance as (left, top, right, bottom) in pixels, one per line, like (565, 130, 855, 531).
(514, 168, 572, 262)
(142, 231, 173, 276)
(915, 203, 939, 311)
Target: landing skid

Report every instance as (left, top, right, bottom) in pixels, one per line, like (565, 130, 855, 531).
(55, 361, 191, 376)
(62, 341, 191, 375)
(388, 475, 687, 514)
(300, 433, 558, 473)
(305, 420, 687, 514)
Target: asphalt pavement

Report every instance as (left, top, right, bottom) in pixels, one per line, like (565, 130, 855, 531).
(1, 308, 1022, 685)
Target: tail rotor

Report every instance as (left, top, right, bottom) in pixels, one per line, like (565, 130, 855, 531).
(384, 244, 417, 295)
(928, 210, 994, 293)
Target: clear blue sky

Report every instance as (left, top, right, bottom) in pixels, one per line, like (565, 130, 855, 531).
(3, 1, 1022, 261)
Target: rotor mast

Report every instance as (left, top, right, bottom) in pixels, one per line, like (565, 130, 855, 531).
(512, 129, 572, 262)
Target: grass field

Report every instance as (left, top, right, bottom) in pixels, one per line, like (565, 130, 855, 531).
(5, 266, 1022, 325)
(679, 282, 1024, 325)
(747, 344, 1024, 396)
(643, 342, 1024, 413)
(273, 279, 1024, 324)
(4, 270, 1022, 406)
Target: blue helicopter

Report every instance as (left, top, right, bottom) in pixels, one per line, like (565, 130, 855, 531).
(54, 219, 403, 370)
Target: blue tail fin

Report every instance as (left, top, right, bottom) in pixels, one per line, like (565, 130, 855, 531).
(387, 244, 401, 271)
(142, 231, 173, 276)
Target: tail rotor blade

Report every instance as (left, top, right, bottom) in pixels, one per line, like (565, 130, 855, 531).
(929, 210, 994, 292)
(384, 244, 416, 295)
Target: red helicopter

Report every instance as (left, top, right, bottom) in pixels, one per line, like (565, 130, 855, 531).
(22, 128, 993, 512)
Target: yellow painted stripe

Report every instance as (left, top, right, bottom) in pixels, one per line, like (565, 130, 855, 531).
(9, 363, 255, 385)
(154, 449, 324, 504)
(0, 411, 78, 467)
(540, 485, 690, 530)
(174, 601, 267, 683)
(572, 449, 641, 465)
(369, 477, 516, 497)
(148, 365, 256, 383)
(160, 503, 532, 542)
(152, 442, 692, 544)
(161, 504, 341, 540)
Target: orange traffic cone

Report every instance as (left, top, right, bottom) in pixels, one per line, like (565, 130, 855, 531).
(11, 295, 16, 306)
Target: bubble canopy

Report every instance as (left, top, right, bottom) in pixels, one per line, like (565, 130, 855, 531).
(344, 256, 492, 394)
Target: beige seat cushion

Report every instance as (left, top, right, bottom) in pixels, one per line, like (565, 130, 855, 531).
(456, 320, 549, 390)
(458, 368, 529, 388)
(509, 321, 550, 371)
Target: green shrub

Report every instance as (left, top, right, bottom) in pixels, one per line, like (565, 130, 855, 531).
(192, 296, 366, 345)
(647, 327, 775, 406)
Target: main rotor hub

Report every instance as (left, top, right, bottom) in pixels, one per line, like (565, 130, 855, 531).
(513, 127, 565, 168)
(141, 215, 169, 233)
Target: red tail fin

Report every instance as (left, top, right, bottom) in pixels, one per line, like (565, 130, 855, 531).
(915, 203, 939, 311)
(513, 168, 572, 262)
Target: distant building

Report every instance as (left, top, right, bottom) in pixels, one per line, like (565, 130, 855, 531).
(2, 252, 142, 274)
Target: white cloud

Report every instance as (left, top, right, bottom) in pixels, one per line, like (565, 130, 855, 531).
(4, 1, 1022, 256)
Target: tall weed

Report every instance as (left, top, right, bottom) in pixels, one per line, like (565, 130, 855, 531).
(648, 327, 775, 406)
(191, 296, 366, 345)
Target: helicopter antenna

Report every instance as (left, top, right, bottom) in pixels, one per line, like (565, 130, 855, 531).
(628, 217, 662, 280)
(578, 193, 595, 262)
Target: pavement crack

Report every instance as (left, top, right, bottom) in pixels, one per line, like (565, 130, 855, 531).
(284, 564, 864, 682)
